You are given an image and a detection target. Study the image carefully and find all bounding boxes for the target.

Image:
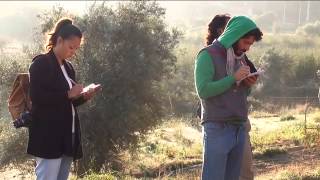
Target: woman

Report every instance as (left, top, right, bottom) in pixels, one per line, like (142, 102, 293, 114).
(27, 18, 98, 180)
(206, 14, 231, 47)
(200, 14, 257, 180)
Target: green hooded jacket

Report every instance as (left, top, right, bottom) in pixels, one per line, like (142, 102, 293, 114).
(194, 16, 258, 99)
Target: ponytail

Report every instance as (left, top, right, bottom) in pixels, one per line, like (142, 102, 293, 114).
(46, 18, 82, 51)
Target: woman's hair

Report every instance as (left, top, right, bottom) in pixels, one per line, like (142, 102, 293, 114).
(46, 18, 82, 50)
(206, 14, 231, 46)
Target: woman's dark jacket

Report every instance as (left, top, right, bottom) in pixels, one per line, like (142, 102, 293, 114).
(27, 50, 86, 160)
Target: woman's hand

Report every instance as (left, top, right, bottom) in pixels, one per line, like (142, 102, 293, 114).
(68, 84, 83, 99)
(82, 86, 102, 101)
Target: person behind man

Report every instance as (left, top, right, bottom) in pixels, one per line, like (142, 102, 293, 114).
(194, 16, 263, 179)
(28, 18, 100, 180)
(202, 14, 257, 180)
(317, 70, 320, 104)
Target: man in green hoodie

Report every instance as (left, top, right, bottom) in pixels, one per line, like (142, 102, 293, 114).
(194, 16, 263, 180)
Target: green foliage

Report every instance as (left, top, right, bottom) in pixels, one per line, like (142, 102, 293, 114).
(313, 111, 320, 123)
(0, 39, 32, 168)
(0, 54, 29, 87)
(296, 21, 320, 37)
(160, 45, 198, 116)
(251, 120, 305, 152)
(280, 115, 296, 121)
(119, 119, 202, 178)
(254, 47, 319, 99)
(277, 171, 301, 180)
(73, 170, 120, 180)
(74, 1, 180, 172)
(0, 120, 29, 168)
(254, 147, 287, 159)
(256, 48, 293, 96)
(277, 170, 320, 180)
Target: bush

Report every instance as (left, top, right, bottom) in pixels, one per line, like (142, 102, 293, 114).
(160, 45, 199, 116)
(0, 53, 31, 168)
(296, 21, 320, 37)
(73, 2, 181, 172)
(280, 115, 296, 121)
(256, 48, 294, 97)
(254, 147, 287, 159)
(254, 47, 319, 100)
(0, 119, 29, 168)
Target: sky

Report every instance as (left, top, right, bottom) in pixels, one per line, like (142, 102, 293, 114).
(0, 1, 224, 47)
(0, 1, 304, 50)
(0, 1, 90, 16)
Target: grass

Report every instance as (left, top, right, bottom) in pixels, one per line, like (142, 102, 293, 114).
(118, 119, 203, 178)
(276, 169, 320, 180)
(248, 106, 320, 151)
(254, 147, 287, 159)
(70, 171, 120, 180)
(255, 164, 320, 180)
(2, 107, 320, 179)
(280, 115, 296, 122)
(79, 108, 320, 179)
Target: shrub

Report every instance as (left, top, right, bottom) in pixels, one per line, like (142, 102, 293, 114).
(280, 115, 296, 121)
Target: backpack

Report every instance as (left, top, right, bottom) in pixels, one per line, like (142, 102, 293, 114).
(7, 55, 72, 128)
(7, 54, 48, 128)
(7, 73, 32, 128)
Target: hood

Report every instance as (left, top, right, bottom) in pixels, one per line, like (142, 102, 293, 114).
(218, 16, 258, 49)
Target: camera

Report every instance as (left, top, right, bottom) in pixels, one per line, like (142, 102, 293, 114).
(13, 111, 32, 128)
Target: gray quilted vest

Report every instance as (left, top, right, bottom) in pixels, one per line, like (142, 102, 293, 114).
(199, 41, 249, 123)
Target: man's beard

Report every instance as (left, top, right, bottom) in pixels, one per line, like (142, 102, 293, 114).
(232, 44, 246, 56)
(234, 48, 245, 56)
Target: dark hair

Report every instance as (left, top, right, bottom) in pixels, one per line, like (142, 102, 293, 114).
(206, 14, 231, 46)
(242, 28, 263, 42)
(46, 18, 82, 50)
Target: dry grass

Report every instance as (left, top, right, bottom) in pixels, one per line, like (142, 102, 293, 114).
(256, 163, 320, 180)
(118, 119, 202, 178)
(3, 107, 320, 179)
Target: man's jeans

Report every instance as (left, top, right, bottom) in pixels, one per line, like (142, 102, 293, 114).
(240, 120, 254, 180)
(35, 155, 73, 180)
(202, 122, 246, 180)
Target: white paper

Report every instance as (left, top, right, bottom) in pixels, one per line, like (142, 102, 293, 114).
(82, 83, 101, 93)
(236, 68, 264, 84)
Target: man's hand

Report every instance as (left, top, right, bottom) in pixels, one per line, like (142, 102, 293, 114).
(234, 66, 250, 81)
(243, 75, 258, 87)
